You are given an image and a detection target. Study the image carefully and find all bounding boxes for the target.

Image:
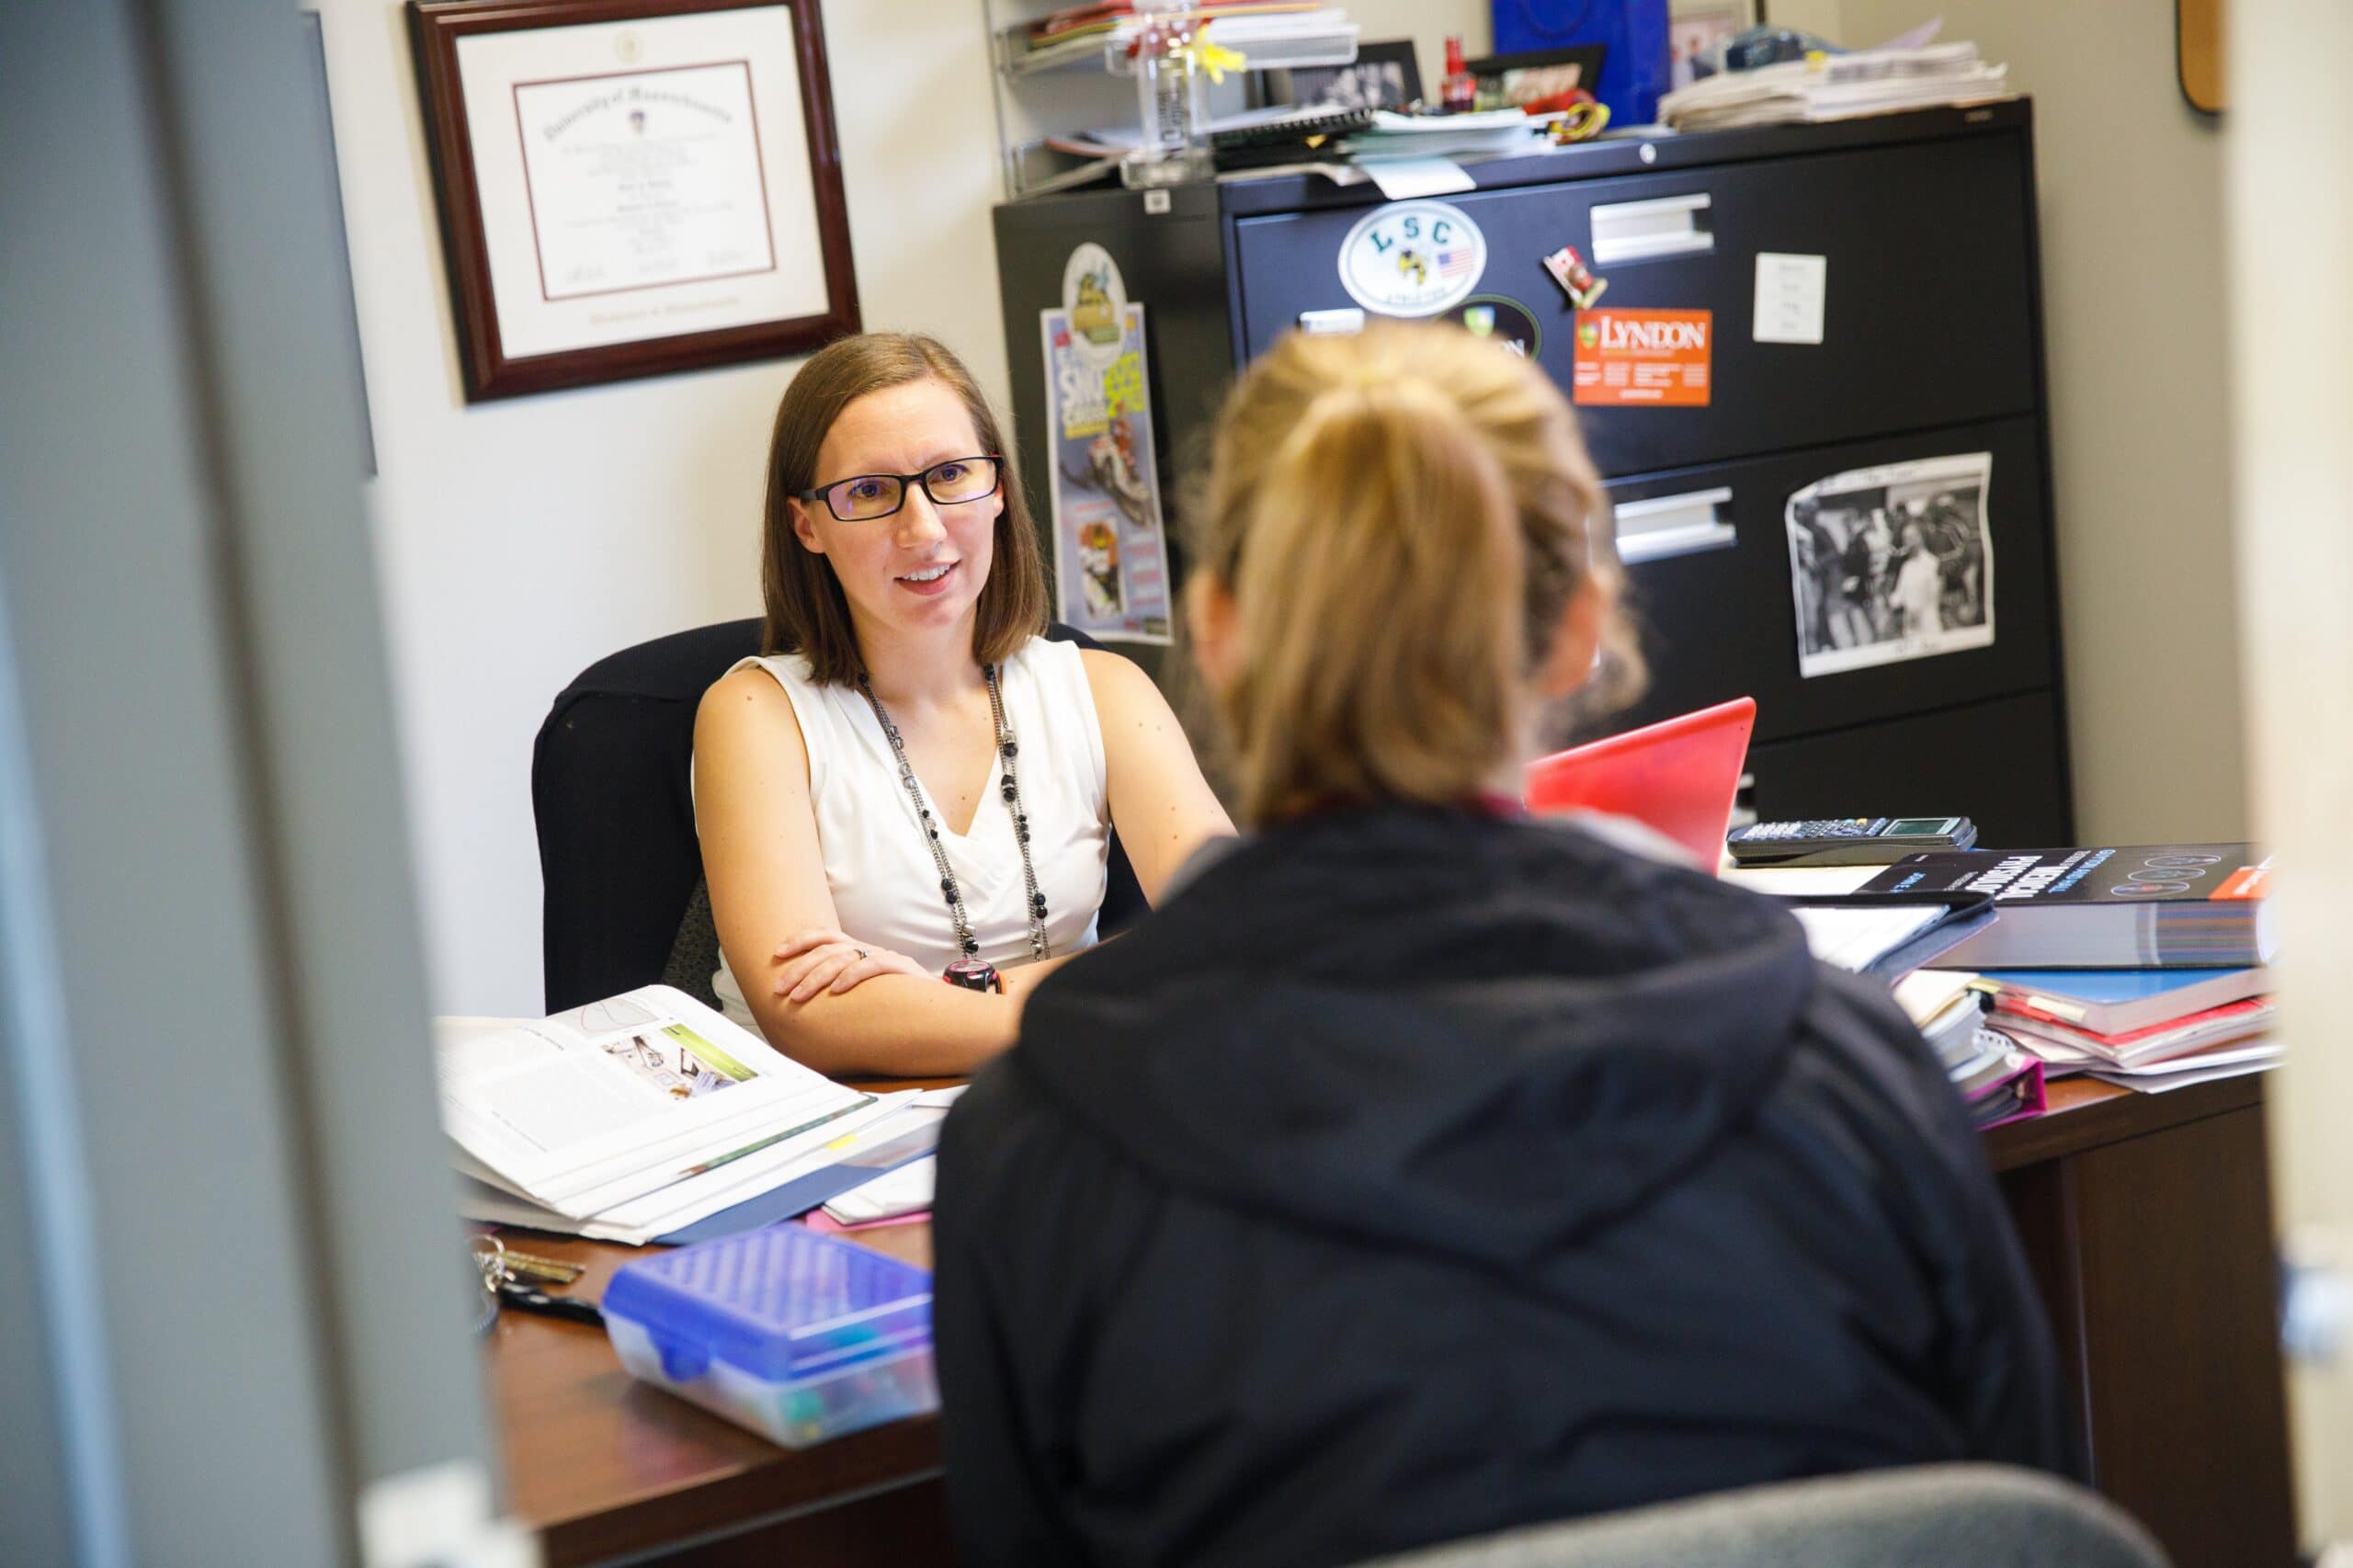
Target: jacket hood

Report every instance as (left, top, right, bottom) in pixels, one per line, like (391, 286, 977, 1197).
(1010, 805, 1819, 1270)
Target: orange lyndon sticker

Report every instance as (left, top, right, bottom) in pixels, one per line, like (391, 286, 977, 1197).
(1572, 308, 1713, 407)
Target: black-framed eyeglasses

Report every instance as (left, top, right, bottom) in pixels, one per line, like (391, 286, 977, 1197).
(797, 455, 1003, 522)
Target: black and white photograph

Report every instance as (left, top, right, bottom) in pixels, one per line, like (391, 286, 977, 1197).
(1273, 40, 1423, 110)
(1785, 452, 1995, 678)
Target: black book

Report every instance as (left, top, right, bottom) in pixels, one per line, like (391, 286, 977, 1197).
(1856, 845, 2275, 970)
(1210, 105, 1378, 168)
(1211, 104, 1378, 148)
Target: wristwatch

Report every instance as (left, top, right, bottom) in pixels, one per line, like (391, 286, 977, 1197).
(942, 956, 1003, 994)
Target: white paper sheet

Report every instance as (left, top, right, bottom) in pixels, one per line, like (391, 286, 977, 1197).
(1753, 252, 1827, 344)
(2086, 1057, 2282, 1093)
(1791, 903, 1949, 972)
(822, 1156, 938, 1226)
(1893, 967, 1980, 1027)
(1364, 156, 1477, 199)
(1721, 864, 1881, 897)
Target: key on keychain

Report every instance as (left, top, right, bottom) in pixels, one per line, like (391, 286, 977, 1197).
(472, 1237, 604, 1327)
(471, 1234, 585, 1287)
(494, 1278, 606, 1327)
(497, 1246, 585, 1286)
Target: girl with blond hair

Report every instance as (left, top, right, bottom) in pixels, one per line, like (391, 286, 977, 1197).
(934, 322, 2072, 1566)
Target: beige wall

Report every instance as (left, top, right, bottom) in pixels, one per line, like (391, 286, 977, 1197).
(323, 0, 1487, 1015)
(1839, 0, 2247, 843)
(1765, 0, 1847, 44)
(2228, 0, 2353, 1543)
(1351, 2, 1490, 85)
(321, 2, 1008, 1015)
(341, 0, 2225, 1016)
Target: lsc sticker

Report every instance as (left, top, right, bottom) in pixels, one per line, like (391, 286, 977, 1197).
(1336, 200, 1488, 318)
(1573, 308, 1713, 407)
(1061, 243, 1128, 366)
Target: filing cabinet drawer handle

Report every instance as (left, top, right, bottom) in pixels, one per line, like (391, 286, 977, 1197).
(1613, 486, 1736, 565)
(1589, 193, 1714, 266)
(1298, 307, 1366, 335)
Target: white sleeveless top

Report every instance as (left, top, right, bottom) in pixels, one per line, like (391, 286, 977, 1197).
(707, 636, 1109, 1030)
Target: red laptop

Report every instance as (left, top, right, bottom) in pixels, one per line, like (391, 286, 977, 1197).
(1523, 698, 1756, 867)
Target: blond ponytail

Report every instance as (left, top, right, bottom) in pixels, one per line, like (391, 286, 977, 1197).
(1196, 322, 1641, 827)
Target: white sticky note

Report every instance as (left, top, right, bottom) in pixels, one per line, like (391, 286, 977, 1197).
(1753, 252, 1827, 345)
(1362, 156, 1477, 200)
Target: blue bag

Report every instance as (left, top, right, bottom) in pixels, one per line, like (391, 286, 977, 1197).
(1490, 0, 1672, 128)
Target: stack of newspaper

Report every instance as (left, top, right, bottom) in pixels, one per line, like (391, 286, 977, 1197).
(1659, 42, 2009, 131)
(437, 985, 922, 1245)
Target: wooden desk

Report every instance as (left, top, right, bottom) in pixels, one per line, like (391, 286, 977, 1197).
(484, 1222, 947, 1568)
(487, 1074, 2295, 1568)
(1991, 1074, 2296, 1568)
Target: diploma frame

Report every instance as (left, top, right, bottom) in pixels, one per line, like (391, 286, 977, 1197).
(408, 0, 859, 400)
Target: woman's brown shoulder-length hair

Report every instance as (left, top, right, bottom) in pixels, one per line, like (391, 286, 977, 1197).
(760, 333, 1048, 684)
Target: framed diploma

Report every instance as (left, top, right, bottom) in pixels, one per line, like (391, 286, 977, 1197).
(408, 0, 859, 400)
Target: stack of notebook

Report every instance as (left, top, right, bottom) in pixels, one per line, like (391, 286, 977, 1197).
(1971, 966, 2279, 1093)
(1864, 844, 2282, 1095)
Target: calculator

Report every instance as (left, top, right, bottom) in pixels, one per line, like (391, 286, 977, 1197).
(1725, 815, 1977, 866)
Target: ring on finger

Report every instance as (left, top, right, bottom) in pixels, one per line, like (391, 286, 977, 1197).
(855, 948, 868, 960)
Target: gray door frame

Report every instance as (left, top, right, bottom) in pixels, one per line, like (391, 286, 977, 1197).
(1, 2, 497, 1562)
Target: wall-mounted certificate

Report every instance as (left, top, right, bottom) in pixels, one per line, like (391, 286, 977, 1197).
(410, 0, 858, 400)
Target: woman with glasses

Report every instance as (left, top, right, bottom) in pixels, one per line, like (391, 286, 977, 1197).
(692, 333, 1230, 1075)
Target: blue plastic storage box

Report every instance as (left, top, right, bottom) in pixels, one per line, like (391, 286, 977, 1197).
(602, 1223, 938, 1448)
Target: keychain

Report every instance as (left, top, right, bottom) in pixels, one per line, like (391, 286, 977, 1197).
(473, 1235, 604, 1327)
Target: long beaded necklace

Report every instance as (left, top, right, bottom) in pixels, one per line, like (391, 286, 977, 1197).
(856, 664, 1051, 963)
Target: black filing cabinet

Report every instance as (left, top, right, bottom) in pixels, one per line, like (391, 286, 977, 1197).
(994, 102, 2074, 844)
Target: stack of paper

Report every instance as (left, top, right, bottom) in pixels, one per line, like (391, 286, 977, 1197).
(1338, 108, 1556, 162)
(1011, 5, 1359, 75)
(1165, 6, 1359, 68)
(1895, 969, 1984, 1066)
(1659, 43, 2009, 131)
(1984, 994, 2281, 1095)
(1945, 1028, 2046, 1128)
(438, 985, 917, 1245)
(1893, 971, 2042, 1127)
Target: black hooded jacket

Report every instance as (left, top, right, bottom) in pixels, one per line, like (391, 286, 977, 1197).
(934, 805, 2075, 1568)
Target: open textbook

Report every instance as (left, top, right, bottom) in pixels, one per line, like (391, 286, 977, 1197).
(436, 985, 899, 1244)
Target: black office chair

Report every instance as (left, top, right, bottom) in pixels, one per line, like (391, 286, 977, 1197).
(532, 617, 1150, 1013)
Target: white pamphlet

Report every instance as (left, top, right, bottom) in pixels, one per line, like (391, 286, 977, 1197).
(435, 984, 871, 1221)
